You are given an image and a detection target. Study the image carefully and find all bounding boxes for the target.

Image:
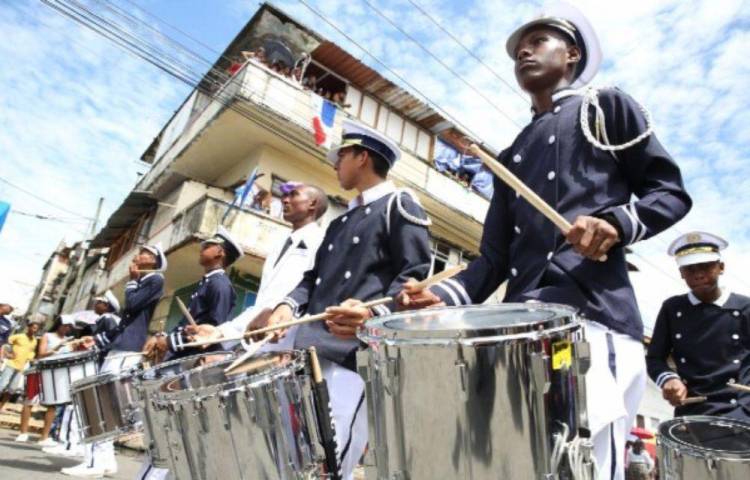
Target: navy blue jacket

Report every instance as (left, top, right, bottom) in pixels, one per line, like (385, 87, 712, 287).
(92, 312, 121, 358)
(167, 269, 236, 357)
(285, 187, 432, 370)
(647, 292, 750, 419)
(95, 273, 164, 352)
(0, 316, 13, 346)
(432, 88, 692, 340)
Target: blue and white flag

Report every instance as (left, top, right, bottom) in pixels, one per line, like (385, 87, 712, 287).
(222, 167, 260, 223)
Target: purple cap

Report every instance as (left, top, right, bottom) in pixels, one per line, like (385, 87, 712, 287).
(279, 181, 304, 195)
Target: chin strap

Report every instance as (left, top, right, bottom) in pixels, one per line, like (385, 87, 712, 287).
(579, 86, 654, 159)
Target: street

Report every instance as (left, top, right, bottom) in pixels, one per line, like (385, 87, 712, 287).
(0, 428, 143, 479)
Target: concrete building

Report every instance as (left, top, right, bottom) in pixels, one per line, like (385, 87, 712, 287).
(85, 3, 495, 332)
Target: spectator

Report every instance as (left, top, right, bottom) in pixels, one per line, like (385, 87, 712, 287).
(251, 189, 272, 214)
(625, 439, 655, 480)
(0, 317, 42, 412)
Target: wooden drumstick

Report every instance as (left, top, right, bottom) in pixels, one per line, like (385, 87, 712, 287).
(467, 144, 607, 262)
(411, 264, 466, 290)
(680, 396, 707, 405)
(180, 296, 394, 349)
(176, 297, 197, 326)
(223, 335, 273, 373)
(727, 382, 750, 393)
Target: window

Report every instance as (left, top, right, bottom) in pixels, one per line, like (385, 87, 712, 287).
(431, 241, 451, 274)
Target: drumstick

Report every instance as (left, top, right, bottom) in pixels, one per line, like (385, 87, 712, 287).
(309, 347, 342, 480)
(176, 297, 197, 326)
(727, 382, 750, 393)
(411, 264, 466, 290)
(467, 144, 607, 262)
(680, 396, 707, 405)
(180, 296, 393, 349)
(223, 335, 273, 373)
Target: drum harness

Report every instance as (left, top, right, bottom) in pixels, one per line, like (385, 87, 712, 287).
(551, 422, 598, 480)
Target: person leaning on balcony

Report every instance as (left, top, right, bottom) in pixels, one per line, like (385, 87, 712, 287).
(63, 245, 165, 478)
(394, 4, 693, 479)
(243, 120, 432, 480)
(646, 232, 750, 421)
(184, 181, 328, 349)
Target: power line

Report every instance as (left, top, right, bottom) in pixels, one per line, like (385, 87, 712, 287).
(358, 0, 523, 128)
(403, 0, 529, 105)
(12, 210, 91, 224)
(0, 177, 93, 220)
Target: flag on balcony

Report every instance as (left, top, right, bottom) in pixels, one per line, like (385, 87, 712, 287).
(222, 167, 260, 223)
(0, 201, 10, 234)
(311, 94, 337, 148)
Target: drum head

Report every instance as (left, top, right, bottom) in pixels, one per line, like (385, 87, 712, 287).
(138, 351, 233, 383)
(660, 416, 750, 458)
(37, 350, 96, 367)
(158, 351, 302, 402)
(359, 303, 578, 344)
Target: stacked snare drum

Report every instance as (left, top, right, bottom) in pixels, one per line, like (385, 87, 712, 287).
(64, 304, 599, 480)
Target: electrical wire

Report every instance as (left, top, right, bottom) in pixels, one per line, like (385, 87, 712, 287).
(0, 177, 93, 219)
(358, 0, 523, 128)
(404, 0, 528, 104)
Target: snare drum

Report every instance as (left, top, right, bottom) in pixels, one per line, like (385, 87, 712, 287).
(357, 304, 591, 480)
(36, 350, 98, 405)
(133, 352, 234, 469)
(153, 351, 321, 480)
(71, 367, 142, 443)
(658, 415, 750, 480)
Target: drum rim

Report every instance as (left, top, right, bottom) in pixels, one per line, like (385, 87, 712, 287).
(358, 303, 580, 345)
(134, 351, 235, 386)
(658, 415, 750, 459)
(35, 350, 98, 366)
(153, 350, 305, 405)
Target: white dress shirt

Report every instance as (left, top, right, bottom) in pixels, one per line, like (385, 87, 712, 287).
(219, 221, 324, 346)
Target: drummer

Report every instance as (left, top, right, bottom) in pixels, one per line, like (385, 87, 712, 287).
(0, 316, 42, 412)
(63, 246, 165, 478)
(647, 232, 750, 419)
(396, 4, 692, 479)
(249, 120, 432, 479)
(185, 181, 328, 349)
(146, 225, 243, 360)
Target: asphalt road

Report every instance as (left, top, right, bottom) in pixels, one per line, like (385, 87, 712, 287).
(0, 429, 144, 479)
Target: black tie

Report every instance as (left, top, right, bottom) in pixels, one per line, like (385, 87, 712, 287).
(274, 236, 294, 267)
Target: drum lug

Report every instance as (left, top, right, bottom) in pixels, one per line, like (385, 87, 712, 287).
(385, 357, 400, 395)
(455, 360, 469, 400)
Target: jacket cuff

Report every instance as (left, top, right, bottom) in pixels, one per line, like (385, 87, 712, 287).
(431, 278, 471, 306)
(278, 297, 302, 317)
(168, 327, 186, 352)
(655, 371, 681, 388)
(605, 203, 647, 246)
(370, 303, 392, 317)
(125, 280, 138, 290)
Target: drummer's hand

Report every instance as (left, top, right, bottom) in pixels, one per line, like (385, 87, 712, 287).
(325, 299, 372, 340)
(662, 378, 688, 406)
(185, 324, 220, 340)
(80, 336, 96, 350)
(143, 336, 167, 363)
(247, 306, 288, 342)
(396, 278, 445, 311)
(128, 260, 140, 280)
(565, 216, 619, 261)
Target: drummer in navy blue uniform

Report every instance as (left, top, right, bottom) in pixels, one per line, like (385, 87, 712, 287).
(398, 4, 692, 479)
(64, 245, 166, 478)
(145, 226, 240, 362)
(249, 119, 432, 479)
(647, 232, 750, 420)
(91, 290, 121, 363)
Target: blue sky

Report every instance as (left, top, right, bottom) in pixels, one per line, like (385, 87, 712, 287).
(1, 0, 748, 332)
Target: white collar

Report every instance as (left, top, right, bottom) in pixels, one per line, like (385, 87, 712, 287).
(688, 288, 731, 307)
(141, 272, 159, 281)
(347, 181, 396, 211)
(289, 221, 322, 245)
(551, 87, 583, 102)
(204, 268, 225, 279)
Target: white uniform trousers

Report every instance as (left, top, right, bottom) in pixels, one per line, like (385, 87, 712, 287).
(83, 351, 143, 470)
(58, 404, 83, 453)
(258, 327, 368, 480)
(584, 322, 647, 480)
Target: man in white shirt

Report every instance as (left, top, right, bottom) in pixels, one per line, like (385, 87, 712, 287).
(188, 181, 328, 347)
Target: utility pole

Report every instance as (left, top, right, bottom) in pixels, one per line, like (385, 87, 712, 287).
(66, 197, 104, 313)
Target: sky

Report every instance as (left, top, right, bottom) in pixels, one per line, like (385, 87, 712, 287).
(0, 0, 748, 333)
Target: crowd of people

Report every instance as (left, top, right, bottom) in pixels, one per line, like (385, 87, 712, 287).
(226, 46, 348, 107)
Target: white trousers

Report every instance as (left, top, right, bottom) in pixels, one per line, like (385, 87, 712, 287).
(83, 351, 143, 469)
(59, 404, 83, 452)
(584, 322, 647, 480)
(135, 461, 171, 480)
(260, 327, 368, 480)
